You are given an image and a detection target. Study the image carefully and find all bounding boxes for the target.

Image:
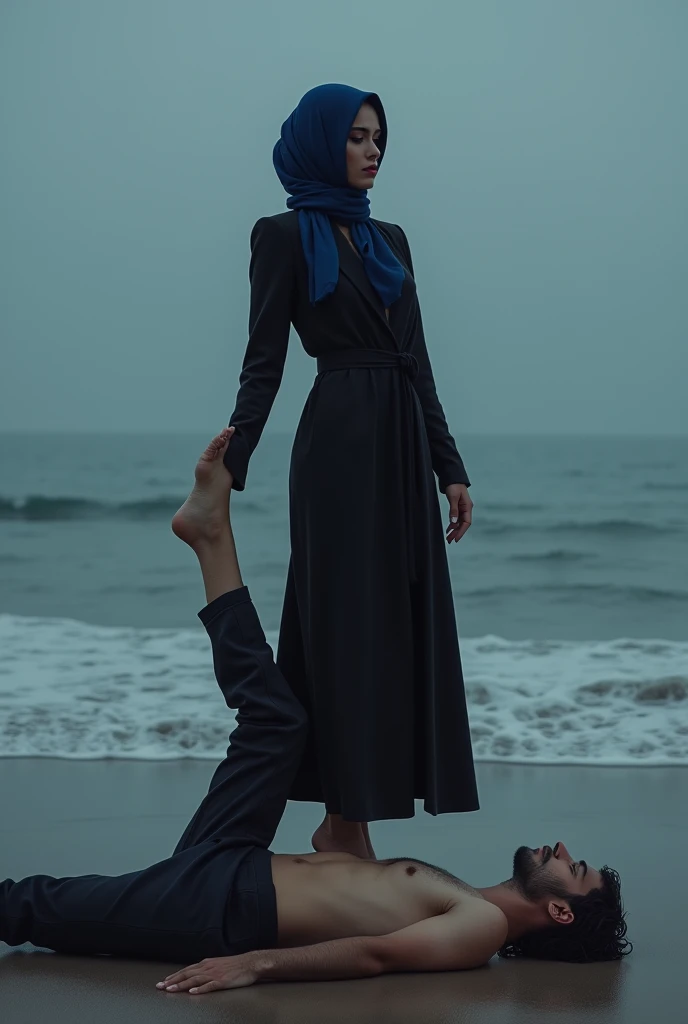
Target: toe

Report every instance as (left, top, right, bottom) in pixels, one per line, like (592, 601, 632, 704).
(200, 431, 231, 463)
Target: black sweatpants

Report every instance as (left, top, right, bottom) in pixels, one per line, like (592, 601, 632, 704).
(0, 587, 307, 963)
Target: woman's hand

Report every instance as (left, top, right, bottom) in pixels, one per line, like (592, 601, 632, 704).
(157, 955, 258, 995)
(445, 484, 473, 543)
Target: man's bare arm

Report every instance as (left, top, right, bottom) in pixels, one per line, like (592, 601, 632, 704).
(158, 901, 508, 993)
(257, 901, 506, 979)
(369, 899, 508, 974)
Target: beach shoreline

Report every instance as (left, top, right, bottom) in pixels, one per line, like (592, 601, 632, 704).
(1, 758, 684, 1022)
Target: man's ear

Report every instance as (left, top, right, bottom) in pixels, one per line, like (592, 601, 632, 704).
(547, 900, 574, 926)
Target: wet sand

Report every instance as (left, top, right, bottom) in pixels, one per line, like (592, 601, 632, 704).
(1, 758, 684, 1023)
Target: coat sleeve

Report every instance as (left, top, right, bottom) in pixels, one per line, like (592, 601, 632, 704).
(394, 225, 471, 490)
(224, 217, 295, 490)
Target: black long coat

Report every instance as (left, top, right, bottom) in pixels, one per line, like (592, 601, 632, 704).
(225, 212, 479, 821)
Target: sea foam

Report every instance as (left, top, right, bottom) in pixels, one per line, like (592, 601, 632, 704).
(1, 614, 686, 765)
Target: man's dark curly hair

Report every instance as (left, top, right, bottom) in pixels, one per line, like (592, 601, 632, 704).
(498, 866, 632, 963)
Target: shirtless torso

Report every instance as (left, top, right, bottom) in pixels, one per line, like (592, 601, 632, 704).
(271, 852, 486, 948)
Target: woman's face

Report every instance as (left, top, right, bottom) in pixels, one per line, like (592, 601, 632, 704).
(346, 103, 382, 189)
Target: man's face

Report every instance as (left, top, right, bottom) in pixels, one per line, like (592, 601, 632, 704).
(513, 842, 603, 903)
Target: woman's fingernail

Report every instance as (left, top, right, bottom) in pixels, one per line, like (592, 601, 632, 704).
(450, 517, 458, 524)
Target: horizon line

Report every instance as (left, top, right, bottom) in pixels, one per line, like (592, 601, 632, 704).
(0, 429, 686, 440)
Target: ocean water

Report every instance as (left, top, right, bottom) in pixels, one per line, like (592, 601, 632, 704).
(1, 432, 687, 765)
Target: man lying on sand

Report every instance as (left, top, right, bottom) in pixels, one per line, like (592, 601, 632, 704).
(0, 430, 631, 994)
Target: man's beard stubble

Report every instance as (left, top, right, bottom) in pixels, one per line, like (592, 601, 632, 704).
(512, 846, 571, 901)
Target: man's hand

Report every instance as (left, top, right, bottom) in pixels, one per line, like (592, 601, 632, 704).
(445, 484, 473, 543)
(157, 955, 258, 995)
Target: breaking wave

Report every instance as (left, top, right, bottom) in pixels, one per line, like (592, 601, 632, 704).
(1, 614, 686, 766)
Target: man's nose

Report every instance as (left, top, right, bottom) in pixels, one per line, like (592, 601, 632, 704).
(555, 842, 571, 860)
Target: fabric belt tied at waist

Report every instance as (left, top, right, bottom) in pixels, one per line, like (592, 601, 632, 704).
(317, 348, 419, 382)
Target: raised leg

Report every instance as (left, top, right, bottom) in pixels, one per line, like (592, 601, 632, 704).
(0, 431, 301, 961)
(171, 429, 307, 852)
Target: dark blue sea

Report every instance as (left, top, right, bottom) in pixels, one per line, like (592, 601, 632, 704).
(1, 432, 686, 765)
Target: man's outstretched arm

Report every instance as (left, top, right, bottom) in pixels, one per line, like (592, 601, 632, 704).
(158, 901, 508, 993)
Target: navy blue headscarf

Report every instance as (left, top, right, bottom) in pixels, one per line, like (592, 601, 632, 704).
(273, 83, 405, 307)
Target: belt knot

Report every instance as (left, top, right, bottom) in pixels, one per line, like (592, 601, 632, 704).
(397, 352, 419, 381)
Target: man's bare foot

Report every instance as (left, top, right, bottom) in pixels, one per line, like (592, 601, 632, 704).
(171, 428, 234, 549)
(312, 817, 372, 860)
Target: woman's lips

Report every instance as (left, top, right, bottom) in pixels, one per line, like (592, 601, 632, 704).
(363, 167, 378, 176)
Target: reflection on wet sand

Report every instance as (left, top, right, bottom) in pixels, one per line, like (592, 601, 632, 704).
(0, 948, 624, 1024)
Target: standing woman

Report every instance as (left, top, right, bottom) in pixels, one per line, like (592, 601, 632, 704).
(225, 84, 478, 859)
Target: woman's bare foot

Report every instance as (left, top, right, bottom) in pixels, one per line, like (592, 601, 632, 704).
(171, 428, 234, 549)
(361, 822, 376, 860)
(312, 815, 372, 860)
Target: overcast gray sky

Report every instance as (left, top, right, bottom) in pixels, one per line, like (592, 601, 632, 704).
(1, 0, 686, 435)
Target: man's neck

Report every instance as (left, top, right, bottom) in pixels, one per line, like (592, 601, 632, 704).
(477, 881, 545, 942)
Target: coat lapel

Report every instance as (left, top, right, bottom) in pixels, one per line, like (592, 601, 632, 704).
(333, 225, 397, 339)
